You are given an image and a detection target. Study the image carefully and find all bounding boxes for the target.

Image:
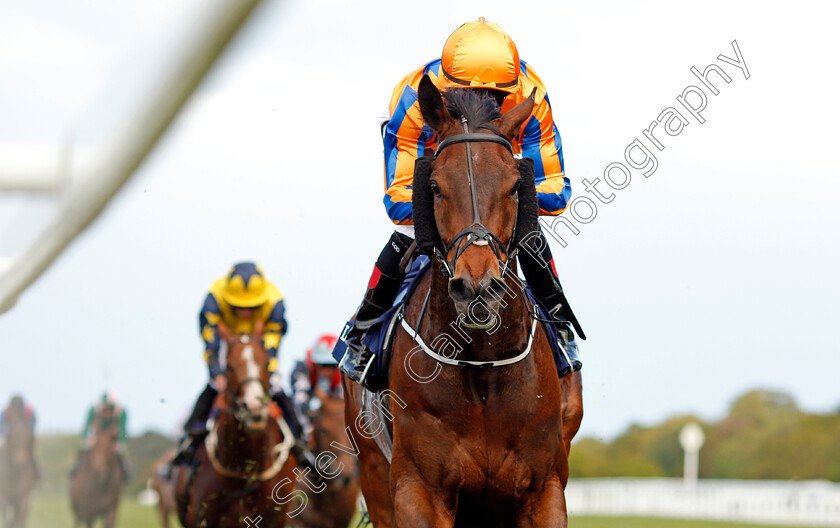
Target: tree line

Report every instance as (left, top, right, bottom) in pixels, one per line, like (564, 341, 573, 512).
(569, 389, 840, 481)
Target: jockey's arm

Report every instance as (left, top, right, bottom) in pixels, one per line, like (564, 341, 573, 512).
(518, 82, 572, 216)
(263, 299, 288, 373)
(118, 408, 128, 444)
(382, 83, 431, 225)
(82, 406, 95, 440)
(290, 361, 311, 407)
(199, 293, 224, 379)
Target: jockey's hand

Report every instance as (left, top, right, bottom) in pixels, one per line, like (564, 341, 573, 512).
(214, 374, 227, 391)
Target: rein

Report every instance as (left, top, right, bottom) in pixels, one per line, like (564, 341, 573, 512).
(431, 116, 520, 279)
(403, 114, 539, 368)
(205, 332, 292, 481)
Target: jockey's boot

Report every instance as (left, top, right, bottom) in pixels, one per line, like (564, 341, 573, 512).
(172, 384, 218, 466)
(69, 448, 90, 478)
(184, 383, 218, 436)
(518, 229, 585, 376)
(339, 231, 412, 387)
(272, 391, 320, 481)
(116, 445, 133, 481)
(31, 452, 41, 482)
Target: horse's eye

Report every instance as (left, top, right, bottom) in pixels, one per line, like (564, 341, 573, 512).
(430, 181, 441, 197)
(510, 180, 521, 196)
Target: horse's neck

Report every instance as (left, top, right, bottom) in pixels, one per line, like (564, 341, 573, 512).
(91, 443, 113, 471)
(426, 270, 531, 362)
(216, 411, 276, 470)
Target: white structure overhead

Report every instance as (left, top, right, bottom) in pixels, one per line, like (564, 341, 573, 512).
(0, 0, 267, 315)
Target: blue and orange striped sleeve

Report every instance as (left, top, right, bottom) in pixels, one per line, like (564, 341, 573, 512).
(382, 63, 438, 225)
(516, 63, 571, 216)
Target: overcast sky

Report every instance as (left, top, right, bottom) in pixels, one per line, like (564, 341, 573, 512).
(1, 0, 838, 440)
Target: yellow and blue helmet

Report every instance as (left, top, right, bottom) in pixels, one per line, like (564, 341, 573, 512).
(222, 262, 269, 308)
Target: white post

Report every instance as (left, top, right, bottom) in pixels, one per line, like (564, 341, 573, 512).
(679, 422, 705, 487)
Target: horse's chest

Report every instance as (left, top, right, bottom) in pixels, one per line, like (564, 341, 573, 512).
(404, 393, 563, 502)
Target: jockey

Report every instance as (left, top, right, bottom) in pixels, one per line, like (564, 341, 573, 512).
(291, 334, 342, 438)
(0, 394, 39, 480)
(339, 18, 584, 386)
(175, 262, 316, 470)
(73, 391, 131, 478)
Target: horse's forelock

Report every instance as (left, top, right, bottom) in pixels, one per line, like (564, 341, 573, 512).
(442, 89, 503, 133)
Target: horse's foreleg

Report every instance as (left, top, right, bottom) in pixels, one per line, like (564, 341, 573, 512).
(560, 371, 583, 457)
(104, 506, 118, 528)
(14, 495, 32, 528)
(158, 505, 170, 528)
(392, 476, 454, 528)
(514, 478, 568, 528)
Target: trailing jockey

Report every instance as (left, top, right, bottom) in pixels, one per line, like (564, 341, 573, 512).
(0, 394, 40, 481)
(71, 392, 131, 479)
(291, 334, 343, 439)
(339, 18, 585, 386)
(173, 262, 317, 470)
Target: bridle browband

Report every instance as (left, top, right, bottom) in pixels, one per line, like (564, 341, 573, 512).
(431, 116, 520, 279)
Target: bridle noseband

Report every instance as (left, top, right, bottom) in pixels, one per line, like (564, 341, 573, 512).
(431, 116, 520, 279)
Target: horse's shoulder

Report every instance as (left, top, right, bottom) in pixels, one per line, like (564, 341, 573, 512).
(402, 269, 433, 318)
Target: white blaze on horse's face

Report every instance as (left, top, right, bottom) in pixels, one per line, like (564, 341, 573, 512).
(241, 344, 268, 422)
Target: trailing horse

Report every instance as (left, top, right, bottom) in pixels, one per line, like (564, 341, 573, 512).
(173, 325, 298, 528)
(289, 381, 359, 528)
(344, 76, 584, 527)
(70, 430, 123, 528)
(150, 449, 177, 528)
(0, 410, 37, 528)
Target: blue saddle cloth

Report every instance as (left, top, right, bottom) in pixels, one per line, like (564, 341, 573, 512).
(333, 255, 580, 389)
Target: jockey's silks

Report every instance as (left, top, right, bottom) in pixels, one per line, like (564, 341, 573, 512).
(383, 58, 571, 225)
(199, 278, 287, 377)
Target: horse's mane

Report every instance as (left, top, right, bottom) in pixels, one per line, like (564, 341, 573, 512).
(442, 88, 503, 135)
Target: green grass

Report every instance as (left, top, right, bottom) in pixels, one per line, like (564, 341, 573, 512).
(21, 493, 828, 528)
(28, 493, 158, 528)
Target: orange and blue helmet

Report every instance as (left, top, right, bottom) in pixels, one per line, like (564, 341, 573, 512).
(222, 262, 269, 308)
(440, 18, 521, 94)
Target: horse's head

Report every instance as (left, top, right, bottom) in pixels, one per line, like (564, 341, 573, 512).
(89, 428, 118, 475)
(416, 75, 535, 326)
(218, 322, 271, 433)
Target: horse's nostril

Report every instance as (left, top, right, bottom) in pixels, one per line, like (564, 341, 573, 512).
(448, 277, 476, 303)
(485, 278, 507, 301)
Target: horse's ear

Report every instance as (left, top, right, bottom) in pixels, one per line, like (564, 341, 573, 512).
(418, 75, 448, 132)
(253, 318, 265, 337)
(498, 88, 537, 140)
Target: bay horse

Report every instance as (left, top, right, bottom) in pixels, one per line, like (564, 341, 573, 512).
(289, 376, 359, 528)
(70, 429, 123, 528)
(0, 407, 37, 528)
(174, 323, 298, 528)
(344, 76, 584, 527)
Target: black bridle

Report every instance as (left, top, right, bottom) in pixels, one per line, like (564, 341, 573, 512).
(431, 116, 521, 279)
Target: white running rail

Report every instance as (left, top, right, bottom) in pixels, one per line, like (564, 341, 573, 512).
(566, 478, 840, 526)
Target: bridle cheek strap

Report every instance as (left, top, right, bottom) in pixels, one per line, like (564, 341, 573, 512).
(432, 118, 519, 279)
